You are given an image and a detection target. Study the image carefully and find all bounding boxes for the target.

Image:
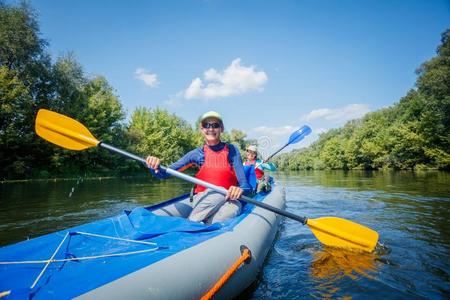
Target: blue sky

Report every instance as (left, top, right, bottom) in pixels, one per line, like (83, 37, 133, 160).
(17, 0, 450, 156)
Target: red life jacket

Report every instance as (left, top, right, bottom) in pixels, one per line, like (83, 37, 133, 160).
(244, 160, 264, 180)
(194, 144, 238, 193)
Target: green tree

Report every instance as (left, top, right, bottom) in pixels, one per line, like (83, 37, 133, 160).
(52, 53, 86, 115)
(415, 29, 450, 168)
(386, 121, 426, 169)
(319, 136, 346, 169)
(0, 2, 54, 178)
(126, 107, 198, 165)
(0, 66, 31, 177)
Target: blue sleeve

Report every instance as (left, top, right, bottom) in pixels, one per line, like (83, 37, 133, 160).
(149, 148, 201, 179)
(228, 144, 252, 194)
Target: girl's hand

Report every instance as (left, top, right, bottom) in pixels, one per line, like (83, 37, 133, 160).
(146, 156, 161, 173)
(226, 186, 243, 200)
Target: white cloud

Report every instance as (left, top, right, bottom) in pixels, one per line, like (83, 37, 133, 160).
(252, 125, 295, 136)
(304, 108, 332, 121)
(182, 58, 268, 100)
(135, 68, 159, 87)
(303, 104, 370, 122)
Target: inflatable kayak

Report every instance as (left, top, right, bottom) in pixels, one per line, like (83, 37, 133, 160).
(0, 185, 285, 299)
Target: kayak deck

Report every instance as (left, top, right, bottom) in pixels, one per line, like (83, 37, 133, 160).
(0, 191, 273, 299)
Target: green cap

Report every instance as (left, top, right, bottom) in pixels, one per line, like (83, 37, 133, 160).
(200, 111, 223, 123)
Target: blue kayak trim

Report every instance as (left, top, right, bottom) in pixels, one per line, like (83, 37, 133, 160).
(0, 192, 267, 299)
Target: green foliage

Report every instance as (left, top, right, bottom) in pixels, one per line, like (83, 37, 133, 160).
(319, 136, 346, 169)
(275, 29, 450, 171)
(126, 107, 198, 164)
(83, 76, 124, 141)
(0, 1, 46, 71)
(0, 66, 31, 177)
(0, 2, 54, 178)
(52, 53, 86, 114)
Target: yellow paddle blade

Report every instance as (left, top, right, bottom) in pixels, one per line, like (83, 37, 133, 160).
(307, 217, 379, 253)
(35, 109, 99, 150)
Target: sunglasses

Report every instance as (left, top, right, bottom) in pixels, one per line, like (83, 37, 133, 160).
(202, 122, 221, 129)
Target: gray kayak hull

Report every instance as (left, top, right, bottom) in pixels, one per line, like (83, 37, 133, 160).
(77, 185, 285, 299)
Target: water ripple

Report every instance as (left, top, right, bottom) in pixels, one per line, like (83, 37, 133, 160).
(251, 171, 450, 299)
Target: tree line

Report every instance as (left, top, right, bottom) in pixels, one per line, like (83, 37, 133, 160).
(2, 2, 449, 180)
(274, 29, 450, 171)
(0, 2, 254, 180)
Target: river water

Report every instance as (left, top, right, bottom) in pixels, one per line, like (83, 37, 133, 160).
(1, 171, 449, 299)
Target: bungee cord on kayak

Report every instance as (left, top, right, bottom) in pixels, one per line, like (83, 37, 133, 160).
(0, 231, 161, 293)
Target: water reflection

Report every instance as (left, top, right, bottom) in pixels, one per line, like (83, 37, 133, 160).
(311, 247, 378, 280)
(0, 176, 193, 246)
(310, 247, 379, 298)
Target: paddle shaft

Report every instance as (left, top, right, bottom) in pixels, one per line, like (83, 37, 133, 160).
(100, 142, 308, 225)
(264, 142, 289, 163)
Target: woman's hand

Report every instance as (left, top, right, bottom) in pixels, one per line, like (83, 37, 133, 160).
(226, 186, 243, 200)
(146, 156, 161, 173)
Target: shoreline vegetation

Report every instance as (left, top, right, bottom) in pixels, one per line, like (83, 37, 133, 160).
(2, 169, 447, 185)
(1, 2, 449, 181)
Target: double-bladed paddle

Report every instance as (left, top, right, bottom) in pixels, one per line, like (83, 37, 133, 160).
(35, 109, 379, 252)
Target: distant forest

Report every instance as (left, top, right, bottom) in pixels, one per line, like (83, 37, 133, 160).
(274, 30, 450, 171)
(1, 2, 449, 181)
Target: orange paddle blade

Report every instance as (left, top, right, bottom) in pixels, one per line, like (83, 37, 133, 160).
(35, 109, 99, 150)
(307, 217, 379, 253)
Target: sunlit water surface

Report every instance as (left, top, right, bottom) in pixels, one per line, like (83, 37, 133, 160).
(1, 171, 449, 299)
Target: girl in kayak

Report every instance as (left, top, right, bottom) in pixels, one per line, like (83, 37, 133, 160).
(244, 145, 277, 193)
(146, 111, 251, 224)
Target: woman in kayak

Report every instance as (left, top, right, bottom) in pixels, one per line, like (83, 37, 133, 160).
(244, 145, 277, 193)
(146, 111, 251, 224)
